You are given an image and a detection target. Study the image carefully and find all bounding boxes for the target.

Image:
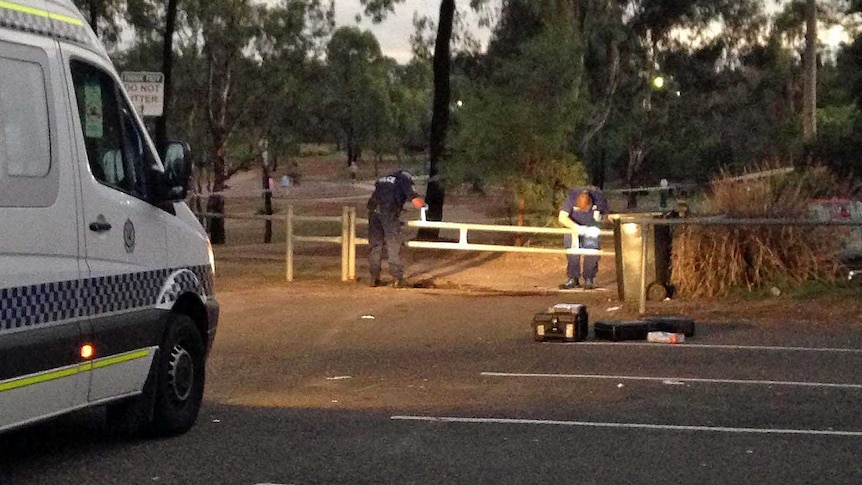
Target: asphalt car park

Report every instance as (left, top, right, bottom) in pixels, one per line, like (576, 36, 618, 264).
(3, 278, 861, 484)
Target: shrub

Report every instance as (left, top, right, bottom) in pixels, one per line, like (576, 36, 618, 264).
(671, 164, 846, 297)
(507, 155, 588, 227)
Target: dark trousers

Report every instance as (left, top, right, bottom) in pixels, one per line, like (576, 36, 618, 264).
(369, 211, 404, 280)
(564, 233, 599, 280)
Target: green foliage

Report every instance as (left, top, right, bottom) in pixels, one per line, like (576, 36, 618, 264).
(325, 26, 394, 159)
(449, 1, 585, 190)
(72, 0, 125, 45)
(299, 144, 336, 157)
(786, 279, 862, 300)
(807, 106, 862, 181)
(103, 0, 862, 199)
(359, 0, 401, 23)
(391, 60, 433, 153)
(839, 32, 862, 110)
(446, 0, 603, 226)
(510, 156, 589, 226)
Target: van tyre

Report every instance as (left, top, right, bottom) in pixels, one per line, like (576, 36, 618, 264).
(106, 314, 205, 437)
(149, 314, 206, 436)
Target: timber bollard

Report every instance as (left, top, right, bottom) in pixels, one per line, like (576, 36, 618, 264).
(286, 205, 294, 281)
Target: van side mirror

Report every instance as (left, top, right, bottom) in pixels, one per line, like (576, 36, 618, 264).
(163, 140, 192, 201)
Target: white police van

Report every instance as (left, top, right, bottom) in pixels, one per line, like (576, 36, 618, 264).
(0, 0, 218, 436)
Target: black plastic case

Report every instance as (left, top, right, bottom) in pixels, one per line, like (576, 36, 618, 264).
(593, 320, 654, 341)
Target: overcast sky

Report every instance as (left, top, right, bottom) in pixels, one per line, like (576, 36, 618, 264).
(325, 1, 850, 64)
(335, 0, 445, 63)
(257, 0, 474, 63)
(232, 1, 850, 64)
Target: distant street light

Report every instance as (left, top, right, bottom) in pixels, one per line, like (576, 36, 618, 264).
(652, 75, 665, 90)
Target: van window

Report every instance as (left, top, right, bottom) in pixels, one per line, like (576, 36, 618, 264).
(70, 61, 152, 200)
(0, 40, 58, 208)
(0, 57, 51, 177)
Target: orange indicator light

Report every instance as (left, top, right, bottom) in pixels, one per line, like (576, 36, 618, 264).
(80, 344, 95, 359)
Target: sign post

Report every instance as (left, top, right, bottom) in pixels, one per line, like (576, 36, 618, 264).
(121, 71, 165, 117)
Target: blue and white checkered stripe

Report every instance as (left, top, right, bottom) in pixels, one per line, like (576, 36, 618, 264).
(156, 269, 205, 310)
(0, 265, 214, 333)
(0, 280, 79, 329)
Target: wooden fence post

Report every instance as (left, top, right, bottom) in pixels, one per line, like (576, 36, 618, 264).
(341, 206, 349, 282)
(286, 205, 294, 281)
(349, 206, 357, 280)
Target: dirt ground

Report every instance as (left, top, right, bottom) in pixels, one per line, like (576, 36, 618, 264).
(208, 156, 862, 328)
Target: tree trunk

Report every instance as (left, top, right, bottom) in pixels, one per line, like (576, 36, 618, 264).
(626, 145, 645, 209)
(346, 126, 355, 167)
(262, 167, 273, 244)
(155, 0, 179, 156)
(417, 0, 454, 241)
(208, 129, 228, 244)
(87, 0, 99, 35)
(591, 145, 606, 190)
(802, 0, 817, 140)
(206, 45, 232, 245)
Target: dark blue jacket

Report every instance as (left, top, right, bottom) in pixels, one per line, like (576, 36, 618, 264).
(368, 171, 419, 216)
(561, 187, 608, 250)
(561, 187, 609, 226)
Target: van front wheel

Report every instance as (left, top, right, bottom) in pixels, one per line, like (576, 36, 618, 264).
(149, 314, 206, 436)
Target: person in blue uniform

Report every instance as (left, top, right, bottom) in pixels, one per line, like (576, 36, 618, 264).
(367, 170, 425, 287)
(558, 187, 609, 289)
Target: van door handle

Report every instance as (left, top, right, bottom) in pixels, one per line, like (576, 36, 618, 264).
(89, 219, 112, 233)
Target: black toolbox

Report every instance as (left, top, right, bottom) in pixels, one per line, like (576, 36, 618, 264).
(593, 320, 655, 341)
(643, 316, 695, 337)
(533, 304, 588, 342)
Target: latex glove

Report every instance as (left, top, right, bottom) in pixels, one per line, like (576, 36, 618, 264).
(583, 226, 601, 238)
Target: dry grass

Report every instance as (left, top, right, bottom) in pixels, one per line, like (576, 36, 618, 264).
(671, 165, 847, 297)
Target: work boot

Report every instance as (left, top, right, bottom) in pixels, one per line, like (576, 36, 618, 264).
(392, 278, 412, 288)
(559, 278, 580, 290)
(584, 278, 595, 290)
(370, 277, 383, 287)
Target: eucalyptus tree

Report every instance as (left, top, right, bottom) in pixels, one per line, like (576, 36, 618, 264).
(844, 2, 862, 109)
(246, 0, 335, 168)
(170, 0, 332, 243)
(773, 0, 862, 140)
(804, 0, 818, 139)
(449, 0, 590, 225)
(72, 0, 125, 42)
(360, 0, 456, 238)
(325, 26, 393, 167)
(599, 0, 766, 204)
(120, 0, 182, 154)
(390, 59, 433, 160)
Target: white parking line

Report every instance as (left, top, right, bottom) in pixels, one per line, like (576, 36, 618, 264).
(576, 342, 862, 353)
(480, 372, 862, 389)
(390, 415, 862, 437)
